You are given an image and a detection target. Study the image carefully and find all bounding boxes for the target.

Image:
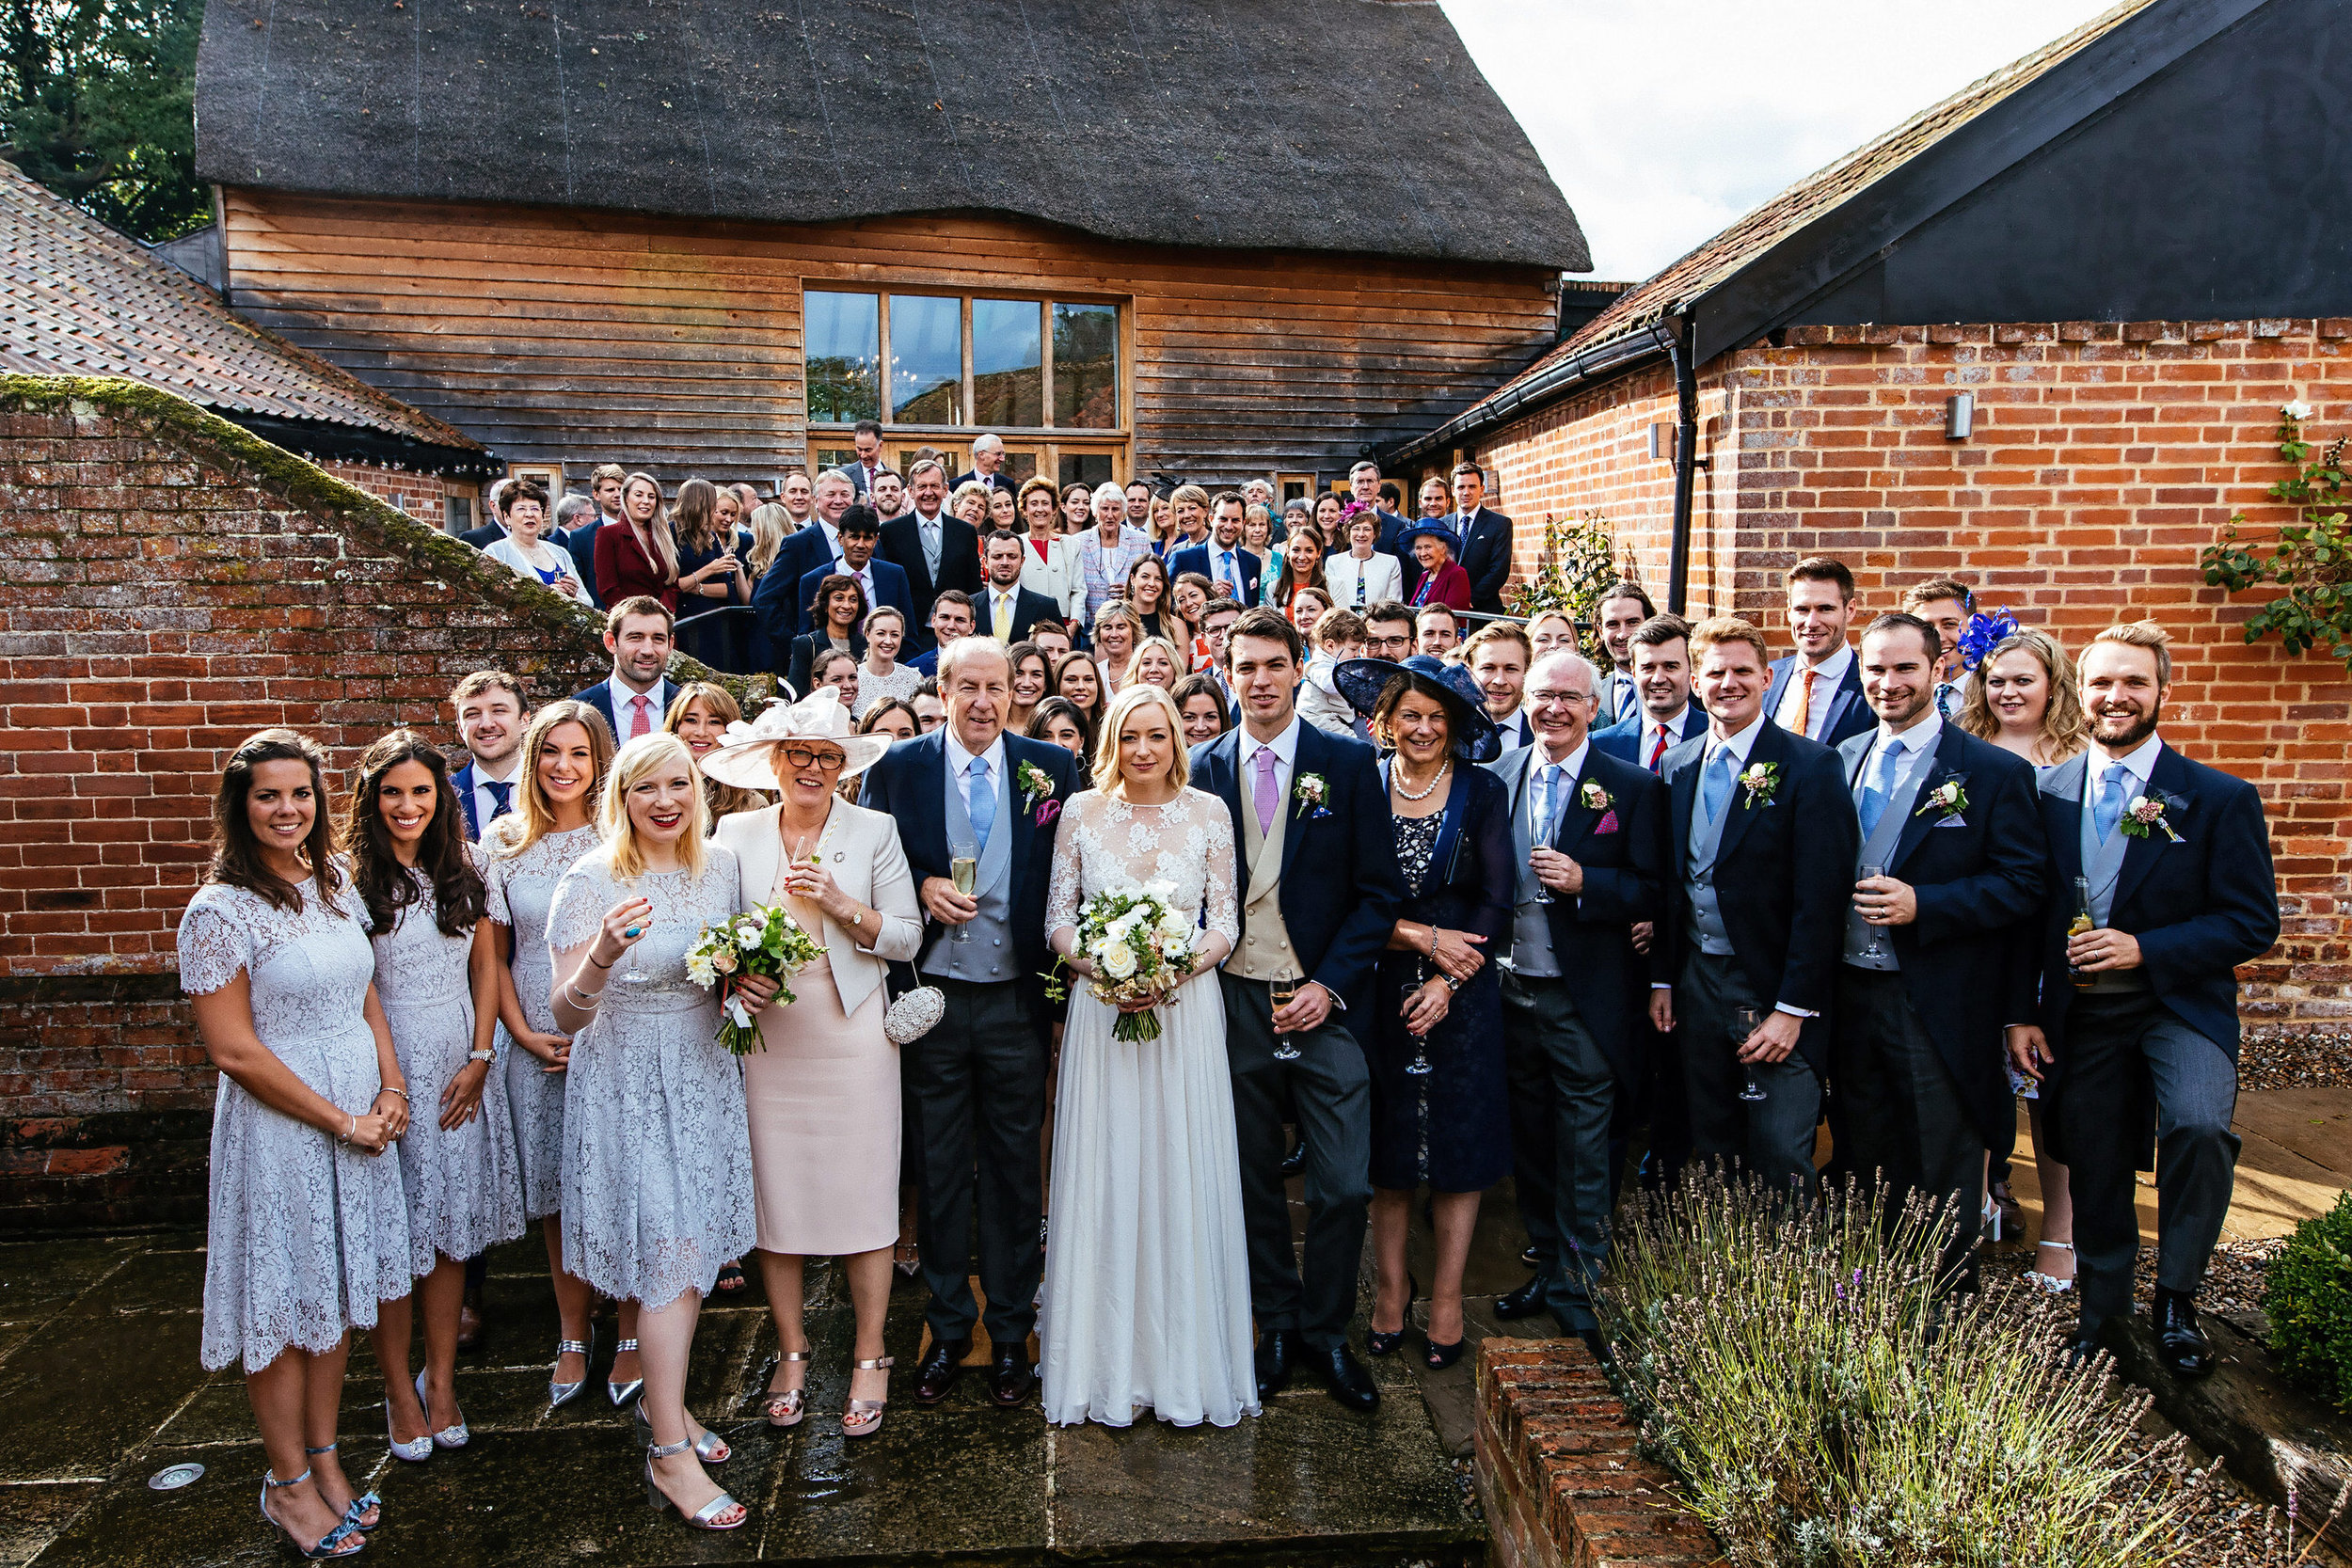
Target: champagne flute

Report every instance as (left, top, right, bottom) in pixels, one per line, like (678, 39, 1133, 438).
(1271, 974, 1302, 1062)
(2068, 876, 2096, 989)
(1857, 862, 1887, 960)
(619, 907, 652, 986)
(1733, 1004, 1767, 1103)
(949, 839, 978, 944)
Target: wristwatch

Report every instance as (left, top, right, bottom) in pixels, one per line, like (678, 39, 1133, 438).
(469, 1048, 495, 1064)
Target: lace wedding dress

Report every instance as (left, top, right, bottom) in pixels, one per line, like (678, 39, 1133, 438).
(1039, 787, 1258, 1428)
(484, 821, 601, 1219)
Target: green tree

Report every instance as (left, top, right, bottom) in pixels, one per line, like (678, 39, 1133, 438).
(1, 0, 206, 242)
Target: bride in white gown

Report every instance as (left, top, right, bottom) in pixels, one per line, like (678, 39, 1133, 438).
(1040, 684, 1258, 1428)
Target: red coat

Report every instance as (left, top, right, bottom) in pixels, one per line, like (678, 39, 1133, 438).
(1406, 558, 1471, 613)
(596, 522, 677, 612)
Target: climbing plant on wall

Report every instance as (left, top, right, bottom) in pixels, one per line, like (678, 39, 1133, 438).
(2201, 402, 2352, 671)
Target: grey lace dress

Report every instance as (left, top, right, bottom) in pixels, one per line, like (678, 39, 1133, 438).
(546, 846, 755, 1307)
(484, 822, 602, 1219)
(178, 872, 413, 1371)
(368, 852, 527, 1270)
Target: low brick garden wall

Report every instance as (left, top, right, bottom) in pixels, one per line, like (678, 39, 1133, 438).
(1475, 1338, 1718, 1568)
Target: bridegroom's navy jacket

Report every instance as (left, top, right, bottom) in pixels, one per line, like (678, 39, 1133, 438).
(1190, 721, 1405, 1020)
(1487, 741, 1667, 1088)
(1655, 720, 1859, 1075)
(1836, 723, 2046, 1147)
(2011, 741, 2277, 1064)
(858, 728, 1082, 998)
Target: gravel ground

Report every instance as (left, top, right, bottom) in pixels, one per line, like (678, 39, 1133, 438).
(2240, 1032, 2352, 1091)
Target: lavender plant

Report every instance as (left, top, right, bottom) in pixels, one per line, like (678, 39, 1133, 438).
(1597, 1174, 2241, 1566)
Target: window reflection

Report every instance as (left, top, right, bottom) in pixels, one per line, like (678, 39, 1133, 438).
(972, 298, 1043, 428)
(890, 295, 961, 423)
(1054, 304, 1118, 429)
(806, 291, 880, 423)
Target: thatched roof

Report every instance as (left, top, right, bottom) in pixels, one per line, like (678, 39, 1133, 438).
(194, 0, 1587, 272)
(0, 162, 489, 464)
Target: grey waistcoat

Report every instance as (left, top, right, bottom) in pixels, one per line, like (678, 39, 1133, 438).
(1683, 761, 1736, 958)
(1843, 737, 1935, 971)
(2077, 769, 2146, 993)
(922, 752, 1017, 983)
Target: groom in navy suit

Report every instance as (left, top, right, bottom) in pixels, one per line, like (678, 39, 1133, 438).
(2009, 623, 2277, 1376)
(859, 638, 1082, 1410)
(1833, 614, 2046, 1282)
(1192, 608, 1405, 1412)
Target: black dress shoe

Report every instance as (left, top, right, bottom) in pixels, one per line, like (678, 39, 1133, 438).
(1493, 1278, 1548, 1320)
(1319, 1345, 1379, 1412)
(913, 1339, 969, 1404)
(1519, 1244, 1540, 1268)
(988, 1348, 1035, 1407)
(2153, 1289, 2216, 1379)
(1280, 1140, 1305, 1176)
(1254, 1329, 1295, 1399)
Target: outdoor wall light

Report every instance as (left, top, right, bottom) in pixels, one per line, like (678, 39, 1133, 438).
(1946, 392, 1976, 439)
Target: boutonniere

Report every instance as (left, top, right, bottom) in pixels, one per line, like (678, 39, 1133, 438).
(1914, 774, 1970, 823)
(1293, 772, 1332, 820)
(1580, 780, 1613, 814)
(1739, 760, 1782, 808)
(2121, 790, 2185, 842)
(1017, 760, 1057, 818)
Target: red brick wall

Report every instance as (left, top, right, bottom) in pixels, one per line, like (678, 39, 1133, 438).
(0, 374, 612, 1227)
(1471, 318, 2351, 1029)
(314, 459, 480, 531)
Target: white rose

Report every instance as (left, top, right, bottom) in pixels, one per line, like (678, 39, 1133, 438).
(1100, 941, 1137, 979)
(712, 947, 739, 974)
(1159, 909, 1192, 941)
(2128, 795, 2149, 814)
(2285, 400, 2315, 420)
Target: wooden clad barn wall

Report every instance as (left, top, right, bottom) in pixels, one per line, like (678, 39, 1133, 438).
(217, 190, 1560, 481)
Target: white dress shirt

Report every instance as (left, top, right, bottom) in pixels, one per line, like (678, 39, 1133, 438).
(944, 727, 1008, 816)
(2090, 731, 2165, 810)
(608, 676, 671, 742)
(1238, 715, 1303, 808)
(1858, 711, 1943, 785)
(469, 759, 523, 834)
(1773, 643, 1854, 741)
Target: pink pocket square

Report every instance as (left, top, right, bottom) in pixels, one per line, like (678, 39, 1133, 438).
(1594, 809, 1621, 835)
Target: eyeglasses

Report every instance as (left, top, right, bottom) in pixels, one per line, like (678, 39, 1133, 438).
(780, 746, 847, 772)
(1366, 636, 1412, 655)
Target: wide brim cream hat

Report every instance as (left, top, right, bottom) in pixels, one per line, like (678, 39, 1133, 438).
(700, 687, 895, 790)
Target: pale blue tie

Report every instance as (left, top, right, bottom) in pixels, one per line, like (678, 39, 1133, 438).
(2092, 760, 2128, 845)
(1858, 736, 1906, 839)
(966, 756, 996, 850)
(1701, 745, 1736, 822)
(1534, 764, 1561, 844)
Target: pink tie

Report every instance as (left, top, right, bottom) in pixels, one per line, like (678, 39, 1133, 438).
(1251, 745, 1279, 830)
(628, 693, 652, 739)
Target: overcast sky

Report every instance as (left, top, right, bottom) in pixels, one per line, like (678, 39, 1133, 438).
(1441, 0, 2121, 281)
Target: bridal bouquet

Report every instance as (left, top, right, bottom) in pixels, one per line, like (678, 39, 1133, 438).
(685, 901, 826, 1054)
(1044, 883, 1199, 1043)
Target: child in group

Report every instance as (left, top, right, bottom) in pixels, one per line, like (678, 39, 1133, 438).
(1298, 607, 1368, 736)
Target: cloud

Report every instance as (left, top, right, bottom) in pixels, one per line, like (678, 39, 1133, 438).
(1441, 0, 2122, 279)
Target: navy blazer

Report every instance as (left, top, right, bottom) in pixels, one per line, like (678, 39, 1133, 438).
(451, 759, 485, 841)
(1454, 508, 1513, 614)
(1763, 652, 1873, 750)
(787, 557, 914, 644)
(878, 513, 984, 631)
(973, 585, 1064, 644)
(1188, 721, 1406, 1018)
(1836, 723, 2048, 1146)
(1167, 542, 1263, 608)
(752, 524, 837, 652)
(1656, 721, 1859, 1075)
(459, 521, 506, 550)
(564, 519, 612, 609)
(856, 728, 1081, 991)
(1592, 704, 1707, 771)
(569, 676, 679, 746)
(2013, 741, 2278, 1063)
(1487, 742, 1667, 1087)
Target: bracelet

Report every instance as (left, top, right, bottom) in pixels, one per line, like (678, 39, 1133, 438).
(565, 981, 604, 1009)
(336, 1114, 355, 1146)
(376, 1086, 409, 1102)
(469, 1048, 495, 1064)
(1441, 974, 1462, 993)
(588, 951, 614, 970)
(1425, 928, 1438, 957)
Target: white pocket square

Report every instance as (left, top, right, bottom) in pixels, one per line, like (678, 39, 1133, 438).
(1933, 816, 1968, 828)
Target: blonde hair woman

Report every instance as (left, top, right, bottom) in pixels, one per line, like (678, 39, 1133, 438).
(707, 690, 922, 1439)
(595, 471, 681, 611)
(1040, 682, 1250, 1427)
(951, 482, 992, 529)
(1122, 634, 1185, 692)
(746, 502, 793, 581)
(666, 682, 769, 822)
(1957, 628, 2088, 769)
(480, 700, 612, 1408)
(1091, 601, 1144, 691)
(546, 733, 754, 1531)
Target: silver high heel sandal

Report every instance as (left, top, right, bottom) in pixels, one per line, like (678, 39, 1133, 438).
(383, 1381, 432, 1464)
(843, 1354, 894, 1438)
(608, 1337, 644, 1406)
(260, 1466, 365, 1560)
(764, 1349, 811, 1428)
(633, 1398, 730, 1463)
(643, 1438, 746, 1530)
(303, 1442, 379, 1530)
(548, 1325, 596, 1409)
(414, 1369, 469, 1449)
(2026, 1240, 2078, 1294)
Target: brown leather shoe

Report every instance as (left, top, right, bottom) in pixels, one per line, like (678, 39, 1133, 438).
(913, 1340, 968, 1404)
(988, 1348, 1034, 1407)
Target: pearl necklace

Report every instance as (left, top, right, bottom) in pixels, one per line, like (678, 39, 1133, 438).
(1392, 758, 1451, 801)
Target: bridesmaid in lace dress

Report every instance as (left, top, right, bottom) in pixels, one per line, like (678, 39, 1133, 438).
(1040, 683, 1254, 1429)
(179, 730, 411, 1561)
(345, 733, 524, 1463)
(547, 733, 755, 1531)
(482, 701, 614, 1408)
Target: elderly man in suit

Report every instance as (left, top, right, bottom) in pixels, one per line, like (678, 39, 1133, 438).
(1343, 461, 1411, 560)
(1192, 608, 1405, 1411)
(1593, 614, 1706, 773)
(948, 433, 1017, 496)
(569, 597, 680, 746)
(859, 638, 1082, 1409)
(1486, 649, 1666, 1338)
(2009, 622, 2278, 1376)
(449, 671, 529, 841)
(755, 467, 857, 652)
(1650, 617, 1858, 1199)
(1834, 613, 2047, 1282)
(880, 460, 984, 643)
(1442, 463, 1514, 617)
(1762, 557, 1872, 750)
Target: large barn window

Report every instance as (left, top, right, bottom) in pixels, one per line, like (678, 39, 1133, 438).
(804, 288, 1123, 437)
